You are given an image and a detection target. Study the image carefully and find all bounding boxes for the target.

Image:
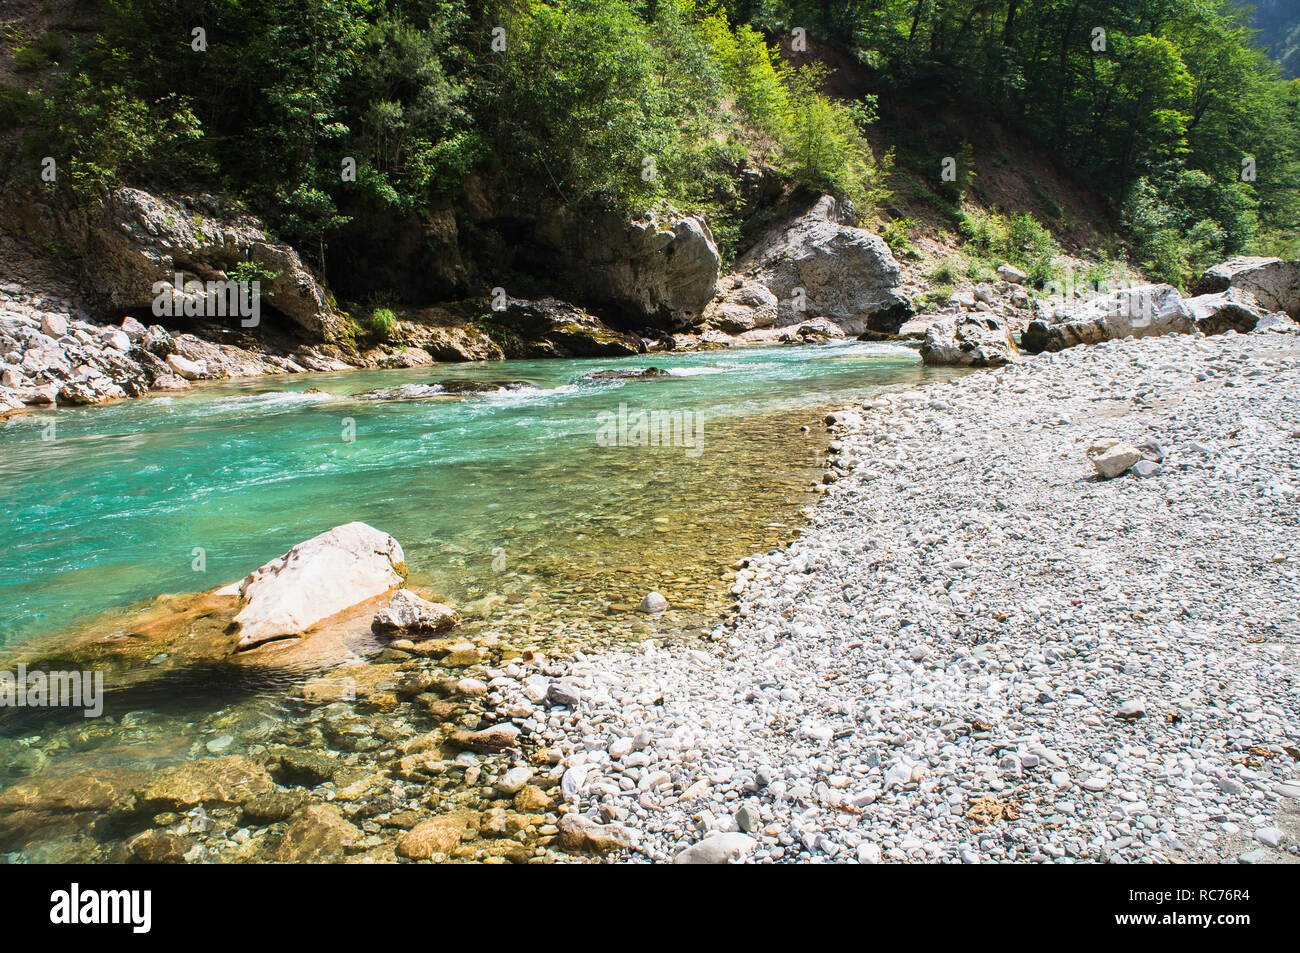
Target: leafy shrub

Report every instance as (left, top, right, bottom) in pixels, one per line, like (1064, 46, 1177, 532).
(13, 31, 67, 72)
(959, 209, 1061, 288)
(0, 86, 35, 129)
(228, 261, 282, 296)
(879, 217, 918, 258)
(367, 307, 398, 340)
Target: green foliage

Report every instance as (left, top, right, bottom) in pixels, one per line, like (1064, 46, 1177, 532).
(1121, 177, 1234, 288)
(17, 0, 886, 262)
(228, 261, 283, 296)
(32, 76, 202, 192)
(0, 85, 36, 129)
(13, 31, 67, 72)
(960, 209, 1061, 288)
(17, 0, 1293, 284)
(926, 259, 961, 286)
(367, 307, 398, 340)
(879, 216, 918, 259)
(753, 0, 1300, 265)
(938, 142, 975, 207)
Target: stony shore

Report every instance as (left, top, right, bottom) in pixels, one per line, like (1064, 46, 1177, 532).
(526, 327, 1300, 863)
(4, 318, 1298, 864)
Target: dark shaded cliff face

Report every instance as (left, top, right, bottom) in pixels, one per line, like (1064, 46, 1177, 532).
(325, 189, 722, 335)
(328, 196, 475, 306)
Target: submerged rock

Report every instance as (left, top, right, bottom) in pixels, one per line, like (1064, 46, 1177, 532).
(0, 769, 145, 817)
(638, 591, 669, 614)
(229, 521, 406, 650)
(242, 791, 307, 825)
(130, 756, 274, 813)
(270, 804, 363, 862)
(119, 829, 193, 864)
(356, 379, 531, 401)
(397, 813, 474, 860)
(581, 366, 670, 381)
(371, 588, 459, 636)
(265, 747, 339, 787)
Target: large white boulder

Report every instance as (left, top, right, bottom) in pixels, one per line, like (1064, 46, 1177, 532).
(729, 195, 912, 335)
(230, 522, 406, 649)
(1192, 256, 1300, 318)
(1022, 284, 1192, 353)
(920, 313, 1018, 367)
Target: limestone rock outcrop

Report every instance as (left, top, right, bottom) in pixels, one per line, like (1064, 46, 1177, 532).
(720, 195, 913, 335)
(1192, 256, 1300, 319)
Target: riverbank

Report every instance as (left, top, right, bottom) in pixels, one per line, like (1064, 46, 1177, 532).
(534, 327, 1300, 863)
(2, 341, 959, 863)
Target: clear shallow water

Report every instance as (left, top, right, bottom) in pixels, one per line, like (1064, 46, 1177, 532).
(0, 341, 958, 652)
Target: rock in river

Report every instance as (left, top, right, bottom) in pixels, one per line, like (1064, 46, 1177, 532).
(638, 591, 669, 614)
(228, 521, 406, 650)
(356, 380, 531, 401)
(581, 367, 670, 381)
(130, 756, 275, 813)
(371, 588, 459, 636)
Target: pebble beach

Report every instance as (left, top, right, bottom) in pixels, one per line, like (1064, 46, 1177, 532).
(524, 328, 1300, 863)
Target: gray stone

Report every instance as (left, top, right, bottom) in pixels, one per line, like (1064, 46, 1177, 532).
(732, 195, 912, 335)
(370, 587, 459, 635)
(920, 313, 1018, 367)
(638, 591, 669, 614)
(1193, 256, 1300, 318)
(735, 804, 761, 833)
(672, 831, 756, 864)
(1090, 444, 1143, 479)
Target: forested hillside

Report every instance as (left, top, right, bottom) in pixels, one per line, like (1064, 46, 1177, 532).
(1253, 0, 1300, 77)
(2, 0, 1298, 294)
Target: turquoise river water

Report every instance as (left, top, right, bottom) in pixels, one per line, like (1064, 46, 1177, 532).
(0, 340, 960, 655)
